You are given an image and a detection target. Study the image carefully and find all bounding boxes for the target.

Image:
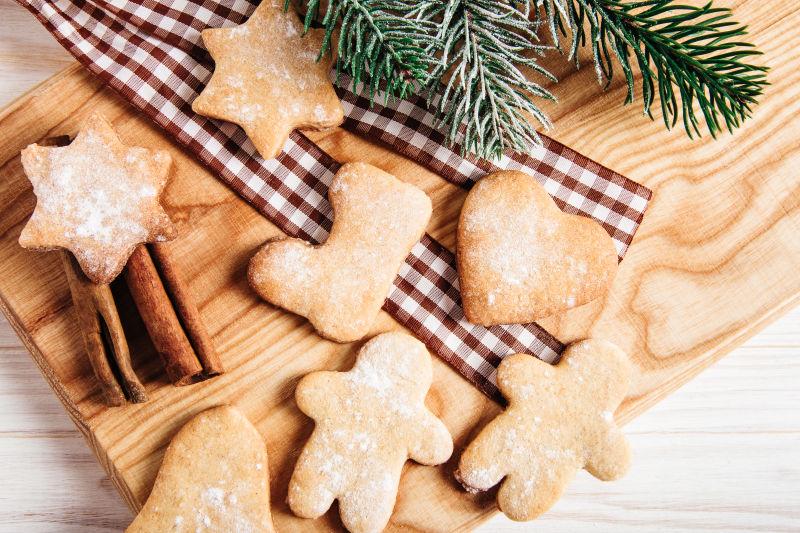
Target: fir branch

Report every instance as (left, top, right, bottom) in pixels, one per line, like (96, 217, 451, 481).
(418, 0, 557, 159)
(292, 0, 439, 98)
(532, 0, 769, 137)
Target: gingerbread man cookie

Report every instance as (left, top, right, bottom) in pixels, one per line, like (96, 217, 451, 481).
(288, 331, 453, 533)
(193, 0, 344, 159)
(248, 162, 431, 343)
(19, 113, 176, 284)
(457, 170, 618, 325)
(126, 406, 276, 533)
(456, 339, 633, 521)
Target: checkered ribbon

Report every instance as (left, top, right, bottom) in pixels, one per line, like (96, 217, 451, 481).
(19, 0, 651, 399)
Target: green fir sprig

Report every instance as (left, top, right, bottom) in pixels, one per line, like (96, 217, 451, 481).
(418, 0, 557, 159)
(290, 0, 768, 159)
(291, 0, 440, 98)
(532, 0, 769, 139)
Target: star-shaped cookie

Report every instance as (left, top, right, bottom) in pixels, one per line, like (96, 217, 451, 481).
(19, 113, 177, 284)
(193, 1, 344, 160)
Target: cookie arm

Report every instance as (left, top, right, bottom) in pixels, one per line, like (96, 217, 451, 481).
(496, 354, 552, 401)
(563, 339, 633, 407)
(407, 412, 453, 466)
(585, 427, 631, 481)
(294, 371, 343, 419)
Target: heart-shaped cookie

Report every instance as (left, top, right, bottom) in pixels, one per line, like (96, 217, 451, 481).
(126, 406, 276, 533)
(457, 170, 618, 325)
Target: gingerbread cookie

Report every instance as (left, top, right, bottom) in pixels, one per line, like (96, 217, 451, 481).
(456, 339, 633, 521)
(288, 331, 453, 533)
(248, 162, 431, 343)
(127, 406, 276, 533)
(19, 113, 176, 284)
(193, 0, 344, 159)
(457, 170, 618, 325)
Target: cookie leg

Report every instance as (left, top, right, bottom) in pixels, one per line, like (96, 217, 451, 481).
(287, 479, 336, 519)
(456, 426, 508, 491)
(338, 472, 399, 533)
(287, 455, 337, 519)
(585, 427, 631, 481)
(496, 472, 564, 522)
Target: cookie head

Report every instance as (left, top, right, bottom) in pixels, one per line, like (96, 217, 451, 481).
(193, 0, 344, 159)
(126, 406, 276, 533)
(19, 113, 176, 284)
(288, 332, 453, 533)
(248, 162, 432, 342)
(457, 339, 633, 521)
(457, 170, 618, 325)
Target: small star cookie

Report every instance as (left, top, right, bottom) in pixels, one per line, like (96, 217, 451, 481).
(456, 339, 633, 521)
(288, 331, 453, 533)
(126, 406, 277, 533)
(193, 0, 344, 159)
(19, 113, 176, 284)
(457, 170, 618, 325)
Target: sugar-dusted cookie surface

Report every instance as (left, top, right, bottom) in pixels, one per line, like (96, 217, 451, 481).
(19, 113, 176, 284)
(457, 170, 618, 325)
(456, 339, 633, 521)
(192, 0, 344, 159)
(288, 331, 453, 533)
(126, 406, 276, 533)
(248, 162, 432, 343)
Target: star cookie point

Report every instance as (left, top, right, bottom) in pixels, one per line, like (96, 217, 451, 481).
(19, 112, 177, 284)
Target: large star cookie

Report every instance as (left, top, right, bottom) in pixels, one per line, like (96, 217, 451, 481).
(456, 339, 633, 521)
(193, 0, 344, 159)
(288, 331, 453, 533)
(457, 170, 618, 325)
(248, 162, 432, 343)
(126, 406, 277, 533)
(19, 113, 176, 284)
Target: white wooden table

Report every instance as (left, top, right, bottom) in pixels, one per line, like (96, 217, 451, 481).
(0, 2, 798, 531)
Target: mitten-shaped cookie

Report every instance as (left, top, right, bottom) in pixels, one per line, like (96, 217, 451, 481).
(457, 170, 618, 325)
(248, 162, 432, 342)
(456, 339, 633, 521)
(126, 406, 276, 533)
(193, 0, 343, 159)
(288, 331, 453, 533)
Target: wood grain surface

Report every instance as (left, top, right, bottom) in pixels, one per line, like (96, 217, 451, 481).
(0, 0, 798, 531)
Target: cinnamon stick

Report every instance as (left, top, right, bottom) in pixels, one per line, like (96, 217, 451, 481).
(60, 251, 147, 405)
(124, 245, 203, 385)
(150, 242, 223, 378)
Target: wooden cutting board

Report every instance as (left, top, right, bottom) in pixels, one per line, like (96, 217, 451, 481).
(1, 2, 798, 529)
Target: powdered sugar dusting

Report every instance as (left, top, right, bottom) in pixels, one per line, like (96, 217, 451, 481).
(459, 171, 611, 322)
(19, 114, 174, 283)
(457, 344, 632, 519)
(196, 0, 342, 158)
(127, 407, 274, 533)
(289, 332, 452, 532)
(250, 163, 431, 342)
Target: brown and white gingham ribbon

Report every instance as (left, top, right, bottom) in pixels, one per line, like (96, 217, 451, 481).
(19, 0, 651, 399)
